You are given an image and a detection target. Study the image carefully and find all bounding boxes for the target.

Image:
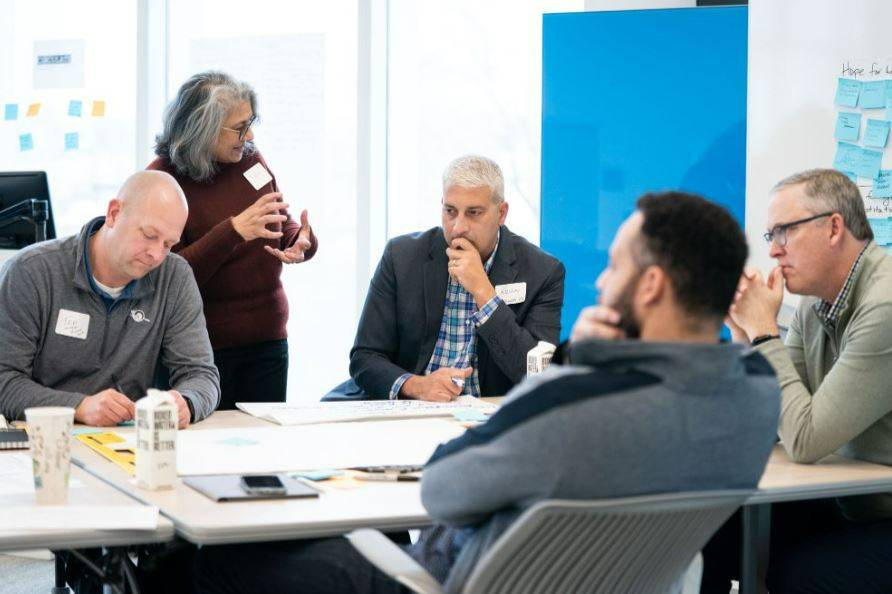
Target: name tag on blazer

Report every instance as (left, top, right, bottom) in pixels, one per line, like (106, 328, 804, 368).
(495, 282, 526, 305)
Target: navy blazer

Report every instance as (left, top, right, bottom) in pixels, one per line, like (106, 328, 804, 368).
(348, 226, 565, 398)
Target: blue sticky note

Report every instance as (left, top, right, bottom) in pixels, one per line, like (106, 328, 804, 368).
(4, 103, 17, 120)
(64, 132, 79, 150)
(865, 119, 891, 147)
(855, 147, 883, 179)
(835, 112, 862, 141)
(874, 170, 892, 198)
(840, 170, 858, 183)
(835, 78, 862, 107)
(453, 409, 488, 423)
(861, 81, 887, 108)
(116, 419, 135, 427)
(887, 104, 892, 122)
(218, 437, 259, 446)
(68, 100, 82, 117)
(833, 141, 860, 172)
(19, 133, 33, 152)
(869, 218, 892, 245)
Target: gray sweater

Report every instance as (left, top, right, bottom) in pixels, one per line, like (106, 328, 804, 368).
(756, 241, 892, 521)
(414, 340, 780, 593)
(0, 218, 220, 421)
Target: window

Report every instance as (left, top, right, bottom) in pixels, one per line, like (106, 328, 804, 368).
(386, 0, 584, 243)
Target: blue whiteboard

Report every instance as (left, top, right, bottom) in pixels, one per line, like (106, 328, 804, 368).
(541, 7, 747, 339)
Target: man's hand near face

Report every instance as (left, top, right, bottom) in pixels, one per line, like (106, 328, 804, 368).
(570, 305, 626, 343)
(728, 266, 784, 341)
(446, 238, 496, 308)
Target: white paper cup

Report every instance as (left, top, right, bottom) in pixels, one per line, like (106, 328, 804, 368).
(24, 406, 75, 505)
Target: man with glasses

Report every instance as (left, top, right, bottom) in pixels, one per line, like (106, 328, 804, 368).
(701, 168, 892, 594)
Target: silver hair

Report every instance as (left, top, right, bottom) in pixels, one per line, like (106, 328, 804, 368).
(772, 169, 873, 241)
(442, 155, 505, 203)
(155, 71, 257, 182)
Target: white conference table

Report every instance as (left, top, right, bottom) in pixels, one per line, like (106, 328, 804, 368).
(69, 409, 892, 594)
(71, 411, 436, 545)
(0, 457, 174, 553)
(740, 445, 892, 594)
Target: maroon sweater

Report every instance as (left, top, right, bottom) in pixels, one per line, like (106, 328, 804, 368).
(147, 151, 317, 350)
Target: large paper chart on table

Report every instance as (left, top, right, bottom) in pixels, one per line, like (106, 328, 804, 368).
(176, 419, 465, 476)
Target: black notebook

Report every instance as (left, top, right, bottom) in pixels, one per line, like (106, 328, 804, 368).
(0, 429, 29, 450)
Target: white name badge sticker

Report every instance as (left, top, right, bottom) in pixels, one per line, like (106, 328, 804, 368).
(495, 282, 527, 305)
(55, 309, 90, 340)
(243, 162, 273, 191)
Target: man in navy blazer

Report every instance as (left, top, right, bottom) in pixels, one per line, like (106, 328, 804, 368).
(347, 155, 565, 400)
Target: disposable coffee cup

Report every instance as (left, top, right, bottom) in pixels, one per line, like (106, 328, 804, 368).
(24, 406, 75, 505)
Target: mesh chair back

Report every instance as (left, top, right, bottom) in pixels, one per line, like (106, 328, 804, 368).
(463, 490, 750, 594)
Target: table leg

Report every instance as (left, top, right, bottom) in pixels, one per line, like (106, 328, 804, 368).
(52, 551, 70, 593)
(740, 503, 772, 594)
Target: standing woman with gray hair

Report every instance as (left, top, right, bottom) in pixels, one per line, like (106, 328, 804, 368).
(148, 71, 318, 410)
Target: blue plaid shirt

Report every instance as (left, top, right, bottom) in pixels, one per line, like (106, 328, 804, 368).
(390, 234, 503, 399)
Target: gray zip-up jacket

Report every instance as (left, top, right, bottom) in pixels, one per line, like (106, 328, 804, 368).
(0, 218, 220, 421)
(413, 340, 780, 593)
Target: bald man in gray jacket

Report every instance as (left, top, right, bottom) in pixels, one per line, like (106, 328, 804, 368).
(0, 171, 220, 426)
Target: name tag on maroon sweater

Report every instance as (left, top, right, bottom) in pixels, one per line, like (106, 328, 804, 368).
(244, 162, 273, 190)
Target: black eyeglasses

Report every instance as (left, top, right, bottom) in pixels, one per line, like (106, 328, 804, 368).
(763, 212, 835, 247)
(221, 114, 257, 141)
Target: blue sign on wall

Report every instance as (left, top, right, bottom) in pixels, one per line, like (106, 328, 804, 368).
(541, 7, 748, 338)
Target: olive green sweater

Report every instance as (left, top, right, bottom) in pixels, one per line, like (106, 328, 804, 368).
(756, 241, 892, 521)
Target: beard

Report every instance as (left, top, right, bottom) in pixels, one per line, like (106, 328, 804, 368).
(611, 274, 642, 339)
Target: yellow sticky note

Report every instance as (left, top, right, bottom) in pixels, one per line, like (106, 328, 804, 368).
(91, 100, 106, 117)
(26, 103, 40, 117)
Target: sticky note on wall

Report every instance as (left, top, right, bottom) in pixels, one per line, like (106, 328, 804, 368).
(835, 78, 862, 107)
(865, 119, 891, 147)
(869, 218, 892, 245)
(26, 103, 41, 117)
(855, 147, 883, 179)
(4, 103, 18, 120)
(833, 141, 860, 172)
(835, 112, 862, 141)
(68, 100, 82, 117)
(64, 132, 79, 150)
(91, 100, 105, 117)
(873, 170, 892, 198)
(19, 133, 33, 151)
(861, 81, 887, 108)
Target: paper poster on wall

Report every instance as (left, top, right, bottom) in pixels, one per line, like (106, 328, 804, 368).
(33, 40, 85, 89)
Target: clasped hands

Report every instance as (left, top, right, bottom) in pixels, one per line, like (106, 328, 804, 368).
(726, 266, 784, 343)
(75, 388, 191, 429)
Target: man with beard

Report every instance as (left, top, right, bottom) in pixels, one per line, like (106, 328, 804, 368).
(701, 169, 892, 594)
(194, 191, 780, 594)
(337, 154, 565, 401)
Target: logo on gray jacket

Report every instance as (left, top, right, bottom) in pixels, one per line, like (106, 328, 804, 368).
(130, 309, 151, 323)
